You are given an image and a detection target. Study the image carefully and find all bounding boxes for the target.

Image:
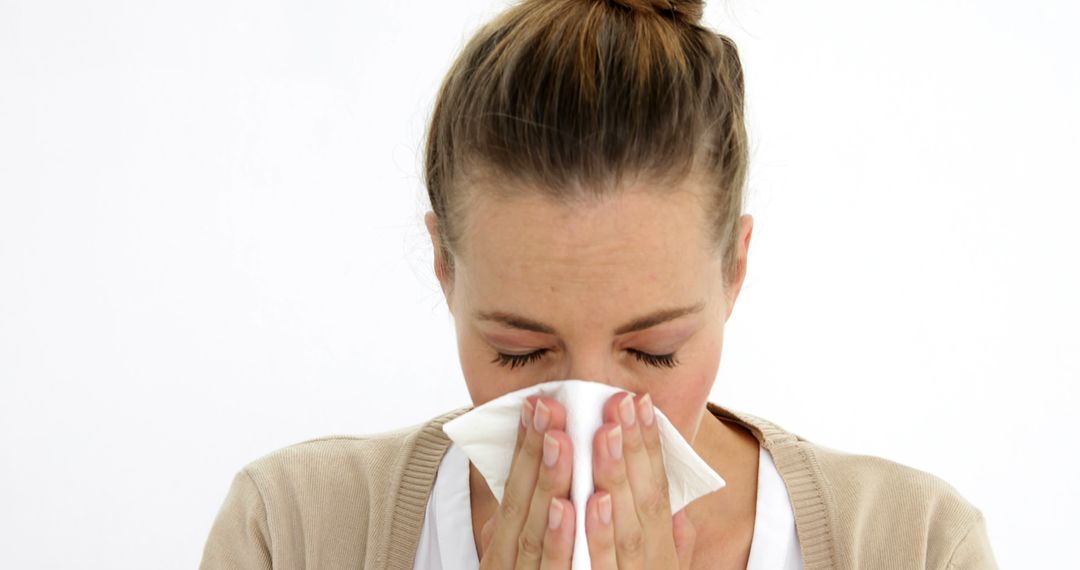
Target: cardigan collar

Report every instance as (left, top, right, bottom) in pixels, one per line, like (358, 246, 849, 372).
(705, 402, 836, 569)
(384, 401, 835, 570)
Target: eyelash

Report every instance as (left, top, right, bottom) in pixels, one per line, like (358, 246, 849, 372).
(490, 348, 680, 369)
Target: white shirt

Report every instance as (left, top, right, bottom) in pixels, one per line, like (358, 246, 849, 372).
(413, 442, 803, 569)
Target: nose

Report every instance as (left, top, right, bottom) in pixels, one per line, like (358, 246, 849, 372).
(557, 353, 644, 394)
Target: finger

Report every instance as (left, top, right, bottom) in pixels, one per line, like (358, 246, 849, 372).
(636, 393, 667, 491)
(585, 491, 617, 570)
(605, 392, 675, 561)
(672, 508, 696, 569)
(539, 497, 575, 570)
(481, 397, 536, 566)
(592, 420, 645, 570)
(516, 397, 534, 449)
(515, 429, 572, 568)
(480, 398, 535, 560)
(483, 397, 567, 568)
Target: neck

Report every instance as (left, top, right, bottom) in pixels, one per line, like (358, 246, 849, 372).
(685, 405, 761, 534)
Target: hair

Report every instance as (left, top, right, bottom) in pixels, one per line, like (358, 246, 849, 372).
(424, 0, 748, 288)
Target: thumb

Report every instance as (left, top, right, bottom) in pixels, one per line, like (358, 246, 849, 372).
(673, 508, 696, 569)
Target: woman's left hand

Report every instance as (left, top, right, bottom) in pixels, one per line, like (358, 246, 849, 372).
(585, 392, 697, 569)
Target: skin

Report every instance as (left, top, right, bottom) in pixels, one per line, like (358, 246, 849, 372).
(424, 175, 759, 569)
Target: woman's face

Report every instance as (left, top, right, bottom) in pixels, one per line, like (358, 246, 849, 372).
(425, 179, 752, 443)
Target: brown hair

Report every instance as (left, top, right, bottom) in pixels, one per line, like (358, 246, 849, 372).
(424, 0, 747, 287)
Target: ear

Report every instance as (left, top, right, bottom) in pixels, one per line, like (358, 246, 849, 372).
(724, 214, 753, 321)
(424, 211, 454, 309)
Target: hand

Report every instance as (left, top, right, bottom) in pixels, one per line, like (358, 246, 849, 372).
(585, 392, 697, 569)
(478, 396, 577, 569)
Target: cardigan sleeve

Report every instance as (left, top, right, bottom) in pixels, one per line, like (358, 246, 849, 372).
(945, 513, 999, 570)
(199, 468, 274, 570)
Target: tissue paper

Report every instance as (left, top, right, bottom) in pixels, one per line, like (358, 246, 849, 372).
(441, 379, 725, 569)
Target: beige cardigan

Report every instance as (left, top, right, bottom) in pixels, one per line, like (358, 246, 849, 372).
(199, 402, 999, 569)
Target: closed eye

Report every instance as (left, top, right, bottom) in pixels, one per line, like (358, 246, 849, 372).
(490, 349, 549, 369)
(490, 348, 680, 369)
(627, 348, 679, 368)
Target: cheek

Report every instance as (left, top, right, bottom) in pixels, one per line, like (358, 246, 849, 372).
(651, 370, 715, 439)
(651, 330, 724, 438)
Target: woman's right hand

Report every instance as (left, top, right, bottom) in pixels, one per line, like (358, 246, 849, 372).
(478, 396, 576, 569)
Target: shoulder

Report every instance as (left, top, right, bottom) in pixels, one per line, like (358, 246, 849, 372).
(200, 407, 471, 568)
(807, 439, 982, 523)
(723, 404, 983, 524)
(240, 407, 469, 505)
(712, 404, 996, 568)
(803, 440, 993, 568)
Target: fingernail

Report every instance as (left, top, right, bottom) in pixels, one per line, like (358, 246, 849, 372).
(543, 433, 560, 467)
(618, 394, 636, 426)
(598, 493, 612, 525)
(639, 393, 655, 427)
(533, 399, 550, 432)
(521, 400, 534, 429)
(607, 425, 623, 460)
(548, 498, 563, 530)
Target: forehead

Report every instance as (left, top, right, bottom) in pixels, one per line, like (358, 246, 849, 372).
(455, 184, 718, 298)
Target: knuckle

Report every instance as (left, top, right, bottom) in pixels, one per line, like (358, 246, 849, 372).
(617, 528, 645, 556)
(606, 465, 628, 488)
(641, 486, 668, 519)
(657, 478, 671, 504)
(500, 492, 527, 521)
(624, 433, 645, 454)
(517, 531, 543, 560)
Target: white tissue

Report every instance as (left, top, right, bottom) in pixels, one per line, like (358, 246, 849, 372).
(441, 379, 725, 569)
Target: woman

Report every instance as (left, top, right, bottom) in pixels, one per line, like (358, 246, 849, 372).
(200, 0, 998, 568)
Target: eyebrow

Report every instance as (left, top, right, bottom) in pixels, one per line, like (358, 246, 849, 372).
(474, 301, 706, 336)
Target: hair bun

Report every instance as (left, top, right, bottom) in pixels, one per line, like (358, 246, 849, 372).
(608, 0, 705, 25)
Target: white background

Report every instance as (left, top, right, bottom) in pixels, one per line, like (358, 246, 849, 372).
(1, 0, 1076, 567)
